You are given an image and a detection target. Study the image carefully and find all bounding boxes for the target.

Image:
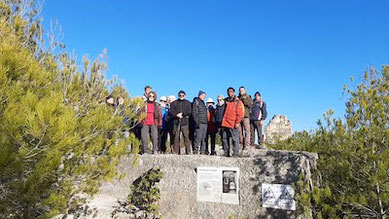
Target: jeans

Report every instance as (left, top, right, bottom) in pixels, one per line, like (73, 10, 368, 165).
(239, 118, 251, 147)
(141, 125, 158, 154)
(194, 123, 208, 154)
(250, 120, 263, 145)
(222, 127, 240, 156)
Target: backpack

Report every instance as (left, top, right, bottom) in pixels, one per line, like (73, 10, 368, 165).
(250, 101, 263, 121)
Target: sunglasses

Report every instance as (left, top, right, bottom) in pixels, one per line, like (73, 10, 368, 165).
(217, 99, 223, 101)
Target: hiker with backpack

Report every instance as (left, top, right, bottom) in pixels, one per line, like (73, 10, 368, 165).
(250, 92, 267, 148)
(238, 86, 253, 149)
(221, 87, 244, 157)
(192, 90, 208, 154)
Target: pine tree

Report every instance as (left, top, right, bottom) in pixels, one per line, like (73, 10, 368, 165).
(0, 0, 144, 218)
(271, 66, 389, 218)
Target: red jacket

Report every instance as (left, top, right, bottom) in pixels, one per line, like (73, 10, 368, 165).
(221, 96, 244, 129)
(142, 102, 162, 126)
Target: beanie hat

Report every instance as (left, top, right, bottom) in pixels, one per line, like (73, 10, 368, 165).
(198, 90, 206, 96)
(254, 91, 261, 97)
(178, 90, 186, 95)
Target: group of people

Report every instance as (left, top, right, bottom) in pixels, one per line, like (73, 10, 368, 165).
(137, 85, 267, 157)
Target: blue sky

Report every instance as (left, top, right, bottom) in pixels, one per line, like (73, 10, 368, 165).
(41, 0, 389, 131)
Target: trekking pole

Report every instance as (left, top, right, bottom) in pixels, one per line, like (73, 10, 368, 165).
(178, 117, 182, 154)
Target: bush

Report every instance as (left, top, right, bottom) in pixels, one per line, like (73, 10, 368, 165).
(270, 66, 389, 218)
(128, 167, 164, 218)
(0, 0, 144, 218)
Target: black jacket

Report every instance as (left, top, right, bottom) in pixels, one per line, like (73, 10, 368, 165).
(215, 103, 226, 127)
(169, 99, 192, 126)
(192, 97, 208, 125)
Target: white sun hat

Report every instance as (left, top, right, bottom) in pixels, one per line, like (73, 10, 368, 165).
(206, 98, 215, 103)
(160, 96, 167, 101)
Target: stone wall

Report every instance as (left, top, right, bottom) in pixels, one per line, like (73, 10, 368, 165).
(72, 149, 317, 219)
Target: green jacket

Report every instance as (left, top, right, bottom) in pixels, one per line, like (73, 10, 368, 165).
(238, 93, 253, 118)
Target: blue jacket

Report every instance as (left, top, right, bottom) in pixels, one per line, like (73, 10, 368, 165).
(250, 100, 267, 121)
(160, 105, 169, 129)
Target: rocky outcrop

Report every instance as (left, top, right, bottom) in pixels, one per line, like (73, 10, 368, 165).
(265, 115, 293, 143)
(65, 149, 317, 219)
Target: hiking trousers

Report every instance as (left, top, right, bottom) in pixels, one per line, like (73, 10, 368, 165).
(239, 118, 251, 147)
(222, 127, 240, 156)
(141, 125, 158, 154)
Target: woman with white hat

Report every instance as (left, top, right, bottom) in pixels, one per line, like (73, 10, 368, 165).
(206, 98, 218, 155)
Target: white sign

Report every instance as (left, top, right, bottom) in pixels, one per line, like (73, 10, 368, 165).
(262, 183, 296, 210)
(197, 167, 239, 205)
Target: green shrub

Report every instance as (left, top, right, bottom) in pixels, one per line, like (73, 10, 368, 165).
(271, 66, 389, 218)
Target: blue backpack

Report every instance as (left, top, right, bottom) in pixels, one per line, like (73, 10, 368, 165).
(250, 101, 263, 121)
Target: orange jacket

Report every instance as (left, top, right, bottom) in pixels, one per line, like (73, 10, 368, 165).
(221, 96, 244, 129)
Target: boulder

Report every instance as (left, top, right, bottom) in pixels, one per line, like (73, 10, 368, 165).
(265, 115, 293, 143)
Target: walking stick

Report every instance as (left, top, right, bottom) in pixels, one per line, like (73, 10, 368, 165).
(178, 117, 182, 154)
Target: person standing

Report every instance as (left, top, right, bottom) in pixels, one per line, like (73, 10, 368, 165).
(135, 85, 153, 143)
(250, 92, 267, 148)
(105, 95, 116, 106)
(238, 86, 253, 149)
(192, 91, 208, 154)
(158, 96, 168, 153)
(221, 87, 244, 157)
(169, 90, 192, 154)
(215, 95, 226, 128)
(141, 91, 162, 154)
(166, 95, 176, 153)
(205, 98, 218, 155)
(215, 95, 226, 150)
(142, 85, 152, 102)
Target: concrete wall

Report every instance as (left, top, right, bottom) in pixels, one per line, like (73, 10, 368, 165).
(78, 149, 317, 219)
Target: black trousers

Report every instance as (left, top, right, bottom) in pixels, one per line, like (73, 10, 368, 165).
(159, 128, 168, 153)
(205, 132, 216, 155)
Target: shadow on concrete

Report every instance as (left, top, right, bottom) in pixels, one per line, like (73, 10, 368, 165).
(251, 150, 310, 219)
